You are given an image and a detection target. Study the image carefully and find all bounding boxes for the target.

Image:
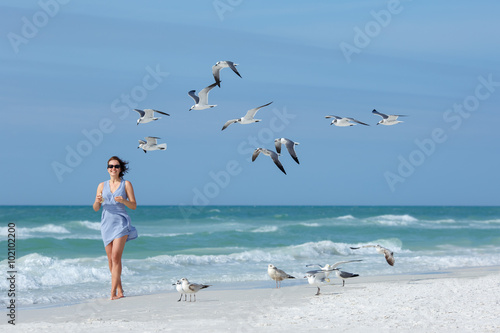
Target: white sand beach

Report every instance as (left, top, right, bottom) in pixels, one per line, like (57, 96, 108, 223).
(7, 266, 500, 332)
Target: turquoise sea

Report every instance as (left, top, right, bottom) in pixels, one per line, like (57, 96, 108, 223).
(1, 205, 500, 308)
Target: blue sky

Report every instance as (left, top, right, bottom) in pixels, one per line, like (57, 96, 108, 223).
(1, 0, 499, 206)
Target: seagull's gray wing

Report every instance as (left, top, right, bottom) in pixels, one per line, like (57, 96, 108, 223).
(346, 117, 370, 126)
(325, 115, 342, 119)
(198, 82, 218, 105)
(212, 63, 222, 87)
(226, 61, 242, 78)
(145, 136, 160, 145)
(134, 109, 145, 117)
(372, 109, 388, 119)
(188, 90, 199, 104)
(284, 139, 299, 164)
(252, 148, 262, 162)
(383, 249, 395, 266)
(269, 150, 286, 175)
(338, 271, 359, 279)
(138, 139, 146, 144)
(243, 102, 273, 120)
(153, 110, 170, 116)
(221, 119, 238, 131)
(274, 139, 282, 154)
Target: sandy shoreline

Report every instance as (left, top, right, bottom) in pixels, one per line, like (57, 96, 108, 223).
(5, 266, 500, 332)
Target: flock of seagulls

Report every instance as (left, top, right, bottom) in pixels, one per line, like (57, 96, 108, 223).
(268, 244, 395, 296)
(129, 60, 408, 174)
(171, 244, 395, 301)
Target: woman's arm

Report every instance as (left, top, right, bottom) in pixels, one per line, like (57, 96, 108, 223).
(93, 182, 104, 212)
(115, 180, 137, 210)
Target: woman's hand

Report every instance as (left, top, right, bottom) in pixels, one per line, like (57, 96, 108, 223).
(96, 193, 103, 204)
(114, 196, 125, 203)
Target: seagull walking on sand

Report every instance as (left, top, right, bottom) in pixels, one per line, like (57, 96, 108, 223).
(372, 109, 407, 125)
(212, 60, 242, 87)
(173, 280, 186, 302)
(350, 244, 395, 266)
(180, 277, 211, 302)
(274, 138, 300, 164)
(325, 115, 369, 127)
(134, 109, 170, 125)
(268, 264, 295, 288)
(304, 271, 332, 296)
(221, 102, 273, 131)
(137, 136, 167, 153)
(188, 82, 218, 111)
(252, 148, 286, 175)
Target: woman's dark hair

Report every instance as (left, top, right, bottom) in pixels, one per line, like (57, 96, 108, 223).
(108, 156, 129, 179)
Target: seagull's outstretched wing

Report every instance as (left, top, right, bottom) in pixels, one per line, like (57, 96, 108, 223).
(198, 82, 218, 105)
(226, 61, 242, 78)
(243, 102, 273, 120)
(152, 109, 170, 116)
(188, 90, 199, 104)
(221, 119, 238, 131)
(372, 109, 388, 119)
(145, 136, 160, 145)
(346, 117, 369, 126)
(284, 139, 299, 164)
(134, 109, 146, 117)
(269, 150, 286, 175)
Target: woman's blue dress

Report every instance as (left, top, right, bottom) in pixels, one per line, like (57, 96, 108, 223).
(100, 179, 138, 247)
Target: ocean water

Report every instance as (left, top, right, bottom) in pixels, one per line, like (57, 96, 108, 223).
(1, 205, 500, 308)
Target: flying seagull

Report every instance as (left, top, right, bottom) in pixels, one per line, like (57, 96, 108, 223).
(221, 102, 273, 131)
(274, 138, 300, 164)
(267, 264, 295, 288)
(134, 109, 170, 125)
(180, 277, 211, 302)
(172, 280, 186, 302)
(188, 82, 218, 111)
(252, 148, 286, 175)
(350, 244, 395, 266)
(325, 115, 369, 127)
(212, 60, 242, 87)
(372, 109, 407, 125)
(137, 136, 167, 153)
(306, 260, 362, 278)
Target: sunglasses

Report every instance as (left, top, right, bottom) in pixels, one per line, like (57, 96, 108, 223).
(107, 165, 121, 169)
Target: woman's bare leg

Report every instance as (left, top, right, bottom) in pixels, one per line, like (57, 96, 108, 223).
(105, 235, 128, 300)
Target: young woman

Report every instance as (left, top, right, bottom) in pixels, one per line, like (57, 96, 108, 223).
(93, 156, 138, 300)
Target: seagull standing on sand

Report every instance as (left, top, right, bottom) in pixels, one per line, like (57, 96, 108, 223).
(137, 136, 167, 153)
(221, 102, 273, 131)
(325, 115, 369, 127)
(274, 138, 300, 164)
(332, 268, 359, 287)
(180, 277, 211, 302)
(304, 271, 332, 296)
(173, 280, 186, 302)
(372, 109, 407, 125)
(188, 82, 218, 111)
(252, 148, 287, 175)
(134, 109, 170, 125)
(267, 264, 295, 288)
(350, 244, 395, 266)
(212, 60, 242, 87)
